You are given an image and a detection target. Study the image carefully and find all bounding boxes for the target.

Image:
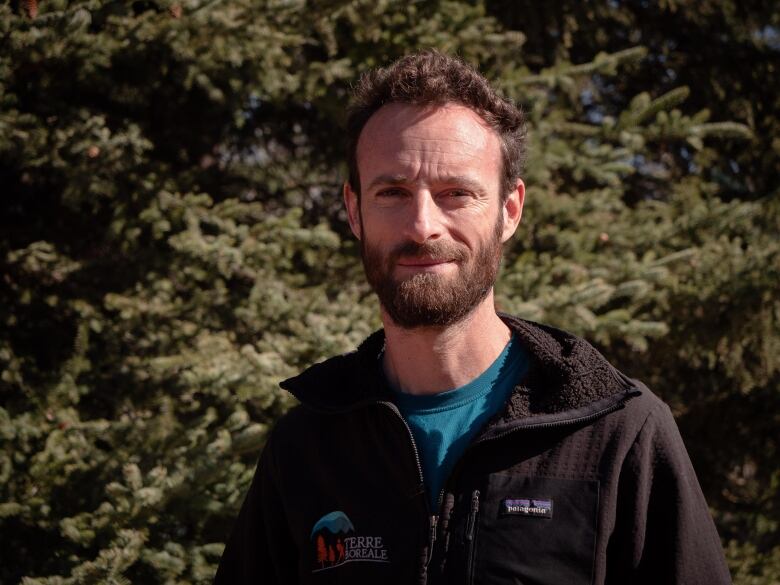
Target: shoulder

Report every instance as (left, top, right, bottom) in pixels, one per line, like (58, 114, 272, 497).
(278, 329, 387, 411)
(611, 380, 698, 477)
(622, 379, 671, 422)
(267, 404, 322, 443)
(620, 378, 676, 432)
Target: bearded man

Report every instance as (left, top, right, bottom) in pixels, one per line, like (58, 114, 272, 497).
(214, 51, 731, 585)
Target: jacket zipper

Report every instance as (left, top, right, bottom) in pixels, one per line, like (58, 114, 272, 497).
(377, 401, 438, 584)
(464, 489, 480, 585)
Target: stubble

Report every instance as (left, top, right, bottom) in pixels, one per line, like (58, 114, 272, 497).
(360, 214, 504, 329)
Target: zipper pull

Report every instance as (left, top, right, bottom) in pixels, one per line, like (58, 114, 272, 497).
(422, 514, 439, 579)
(465, 489, 480, 542)
(438, 492, 455, 574)
(429, 514, 439, 549)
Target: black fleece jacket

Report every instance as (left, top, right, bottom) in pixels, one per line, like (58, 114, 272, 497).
(214, 315, 732, 584)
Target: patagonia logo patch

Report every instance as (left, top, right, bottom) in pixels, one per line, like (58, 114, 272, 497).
(501, 497, 553, 519)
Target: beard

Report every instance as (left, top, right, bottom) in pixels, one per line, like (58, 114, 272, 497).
(360, 215, 504, 329)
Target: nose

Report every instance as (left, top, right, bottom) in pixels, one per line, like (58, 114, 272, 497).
(403, 191, 442, 244)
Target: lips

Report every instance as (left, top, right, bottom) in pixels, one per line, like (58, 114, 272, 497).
(389, 241, 468, 271)
(396, 257, 454, 267)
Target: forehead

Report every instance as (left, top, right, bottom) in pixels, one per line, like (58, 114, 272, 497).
(356, 103, 501, 187)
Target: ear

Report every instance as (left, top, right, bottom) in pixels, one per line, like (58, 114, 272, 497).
(343, 181, 362, 240)
(501, 178, 525, 243)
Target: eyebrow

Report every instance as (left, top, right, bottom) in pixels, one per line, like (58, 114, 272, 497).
(366, 174, 487, 194)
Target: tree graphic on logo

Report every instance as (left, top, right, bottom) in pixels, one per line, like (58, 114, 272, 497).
(311, 510, 358, 571)
(316, 535, 327, 569)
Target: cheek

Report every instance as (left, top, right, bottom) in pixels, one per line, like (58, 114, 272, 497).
(449, 217, 493, 245)
(360, 209, 400, 238)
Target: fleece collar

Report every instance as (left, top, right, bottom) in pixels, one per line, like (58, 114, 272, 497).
(280, 314, 639, 425)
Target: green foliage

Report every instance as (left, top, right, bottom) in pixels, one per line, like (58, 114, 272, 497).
(1, 0, 777, 582)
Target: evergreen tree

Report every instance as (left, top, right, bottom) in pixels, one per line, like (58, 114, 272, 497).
(1, 1, 776, 583)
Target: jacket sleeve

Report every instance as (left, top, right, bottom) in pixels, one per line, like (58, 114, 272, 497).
(608, 402, 732, 585)
(213, 429, 299, 584)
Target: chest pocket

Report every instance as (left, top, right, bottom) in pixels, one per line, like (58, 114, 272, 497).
(472, 474, 599, 585)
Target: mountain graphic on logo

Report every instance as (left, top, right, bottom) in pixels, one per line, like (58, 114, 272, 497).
(310, 511, 355, 539)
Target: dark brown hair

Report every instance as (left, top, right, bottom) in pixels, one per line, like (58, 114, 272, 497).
(346, 50, 527, 200)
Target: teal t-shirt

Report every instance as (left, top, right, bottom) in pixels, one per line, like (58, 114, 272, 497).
(389, 335, 529, 511)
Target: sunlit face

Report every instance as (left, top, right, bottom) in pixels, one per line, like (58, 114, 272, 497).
(344, 103, 524, 328)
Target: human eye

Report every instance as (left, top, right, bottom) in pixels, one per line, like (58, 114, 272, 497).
(376, 188, 407, 198)
(442, 188, 474, 200)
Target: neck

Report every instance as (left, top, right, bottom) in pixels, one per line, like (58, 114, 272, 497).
(381, 292, 511, 395)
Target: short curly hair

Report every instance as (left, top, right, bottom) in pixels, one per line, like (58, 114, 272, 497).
(346, 50, 527, 201)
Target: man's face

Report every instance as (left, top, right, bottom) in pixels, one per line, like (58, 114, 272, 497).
(345, 103, 523, 328)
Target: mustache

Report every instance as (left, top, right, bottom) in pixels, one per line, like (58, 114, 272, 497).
(389, 240, 469, 263)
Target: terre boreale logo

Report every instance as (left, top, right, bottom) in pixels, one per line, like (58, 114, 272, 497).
(310, 511, 390, 572)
